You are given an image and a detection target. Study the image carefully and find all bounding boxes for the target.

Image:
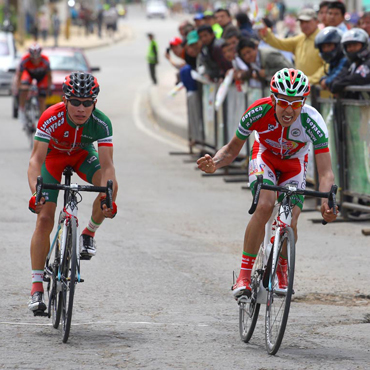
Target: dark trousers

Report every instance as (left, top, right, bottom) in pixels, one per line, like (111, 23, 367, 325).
(149, 63, 157, 85)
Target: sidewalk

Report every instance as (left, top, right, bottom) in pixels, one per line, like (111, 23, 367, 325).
(16, 22, 132, 53)
(148, 69, 188, 140)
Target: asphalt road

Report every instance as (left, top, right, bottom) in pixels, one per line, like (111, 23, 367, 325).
(0, 5, 370, 370)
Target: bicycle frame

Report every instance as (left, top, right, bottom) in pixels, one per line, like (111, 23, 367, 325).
(45, 174, 81, 293)
(254, 194, 294, 304)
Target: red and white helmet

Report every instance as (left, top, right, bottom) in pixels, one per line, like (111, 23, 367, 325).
(270, 68, 310, 97)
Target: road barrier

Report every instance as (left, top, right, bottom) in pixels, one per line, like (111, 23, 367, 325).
(185, 79, 370, 220)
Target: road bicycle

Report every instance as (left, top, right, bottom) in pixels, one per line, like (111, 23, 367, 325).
(23, 81, 40, 149)
(237, 174, 337, 355)
(35, 166, 113, 343)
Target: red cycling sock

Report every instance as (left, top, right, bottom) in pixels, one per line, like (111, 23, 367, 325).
(238, 252, 257, 281)
(82, 227, 95, 238)
(83, 217, 101, 237)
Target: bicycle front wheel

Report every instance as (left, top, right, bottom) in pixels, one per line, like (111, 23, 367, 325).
(61, 217, 78, 343)
(265, 227, 295, 355)
(50, 225, 63, 329)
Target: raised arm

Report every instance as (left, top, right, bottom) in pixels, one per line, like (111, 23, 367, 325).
(197, 134, 245, 173)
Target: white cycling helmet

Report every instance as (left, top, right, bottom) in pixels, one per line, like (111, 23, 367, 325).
(270, 68, 310, 97)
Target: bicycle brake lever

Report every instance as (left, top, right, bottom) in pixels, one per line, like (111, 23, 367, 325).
(106, 180, 113, 210)
(35, 176, 43, 205)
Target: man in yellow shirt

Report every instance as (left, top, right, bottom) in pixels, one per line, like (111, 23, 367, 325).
(258, 8, 325, 85)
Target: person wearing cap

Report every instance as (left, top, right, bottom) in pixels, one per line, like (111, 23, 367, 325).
(147, 33, 158, 85)
(258, 8, 325, 85)
(165, 37, 186, 70)
(203, 11, 223, 39)
(194, 13, 206, 29)
(179, 30, 202, 92)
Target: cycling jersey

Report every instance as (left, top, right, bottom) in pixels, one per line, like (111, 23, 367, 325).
(35, 102, 113, 153)
(236, 97, 329, 159)
(35, 102, 113, 203)
(19, 53, 50, 82)
(238, 97, 330, 209)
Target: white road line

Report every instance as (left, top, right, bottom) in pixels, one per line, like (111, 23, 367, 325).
(133, 87, 188, 151)
(0, 321, 209, 327)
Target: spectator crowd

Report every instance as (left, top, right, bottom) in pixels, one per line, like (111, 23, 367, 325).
(158, 1, 370, 97)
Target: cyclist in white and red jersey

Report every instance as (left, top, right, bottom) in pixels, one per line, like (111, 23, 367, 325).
(27, 72, 118, 314)
(197, 68, 337, 299)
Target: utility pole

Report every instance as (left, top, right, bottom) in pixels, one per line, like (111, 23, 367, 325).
(17, 0, 25, 46)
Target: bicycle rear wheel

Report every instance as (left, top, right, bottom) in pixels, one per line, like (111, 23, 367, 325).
(265, 227, 295, 355)
(61, 217, 78, 343)
(24, 100, 37, 150)
(239, 297, 260, 343)
(239, 245, 264, 343)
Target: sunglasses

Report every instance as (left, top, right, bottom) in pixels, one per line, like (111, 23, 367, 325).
(275, 97, 304, 110)
(68, 99, 95, 107)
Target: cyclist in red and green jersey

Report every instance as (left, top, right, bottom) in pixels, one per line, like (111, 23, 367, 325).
(27, 72, 118, 314)
(197, 68, 337, 299)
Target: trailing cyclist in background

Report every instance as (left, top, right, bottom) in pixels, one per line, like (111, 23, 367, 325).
(197, 68, 337, 299)
(17, 43, 52, 129)
(27, 72, 118, 315)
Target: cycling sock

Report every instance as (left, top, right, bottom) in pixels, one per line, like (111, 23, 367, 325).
(31, 270, 44, 295)
(278, 255, 288, 268)
(83, 217, 101, 237)
(239, 251, 257, 280)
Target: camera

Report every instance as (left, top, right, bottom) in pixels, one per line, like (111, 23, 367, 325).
(166, 47, 171, 54)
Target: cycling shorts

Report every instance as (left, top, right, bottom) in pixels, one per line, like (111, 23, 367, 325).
(249, 141, 308, 209)
(41, 145, 101, 203)
(20, 70, 48, 97)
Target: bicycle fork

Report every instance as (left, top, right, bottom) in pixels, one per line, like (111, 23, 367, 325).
(268, 199, 293, 295)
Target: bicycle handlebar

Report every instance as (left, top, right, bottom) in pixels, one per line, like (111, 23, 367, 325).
(248, 175, 337, 225)
(35, 176, 113, 209)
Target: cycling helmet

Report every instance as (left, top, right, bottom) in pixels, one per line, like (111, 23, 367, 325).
(314, 26, 343, 63)
(62, 72, 100, 100)
(28, 42, 42, 58)
(270, 68, 310, 97)
(341, 28, 370, 62)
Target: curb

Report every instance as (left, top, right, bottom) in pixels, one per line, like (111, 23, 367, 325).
(17, 24, 132, 53)
(147, 84, 188, 140)
(72, 25, 132, 51)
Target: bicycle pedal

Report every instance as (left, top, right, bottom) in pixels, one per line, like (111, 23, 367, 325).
(80, 254, 92, 260)
(33, 309, 48, 317)
(66, 277, 84, 283)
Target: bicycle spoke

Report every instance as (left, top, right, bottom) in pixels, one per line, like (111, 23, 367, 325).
(265, 227, 295, 355)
